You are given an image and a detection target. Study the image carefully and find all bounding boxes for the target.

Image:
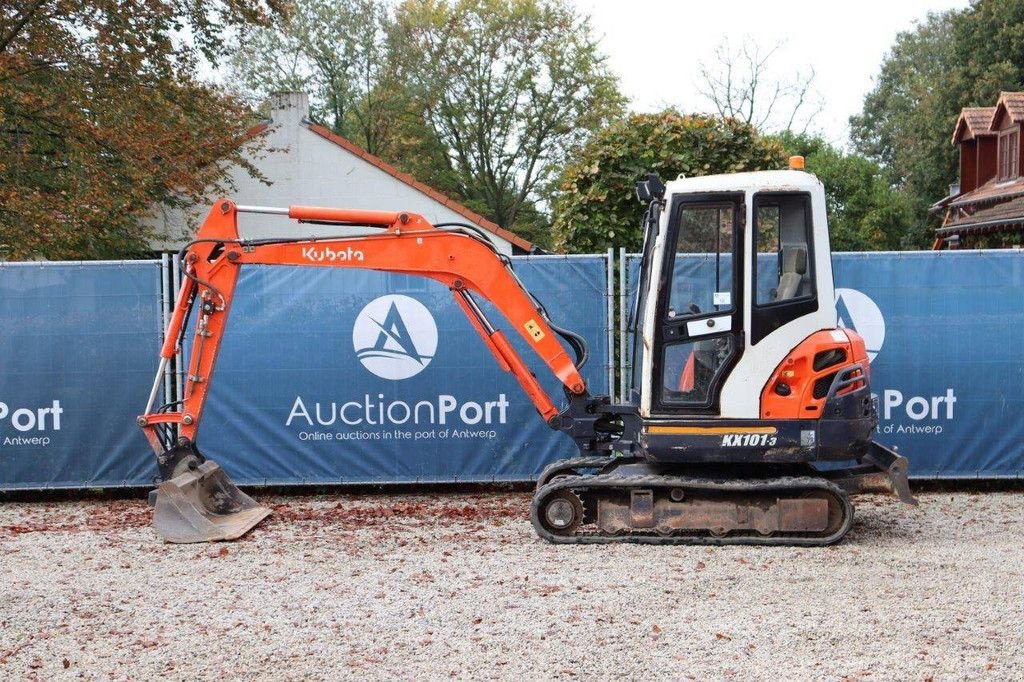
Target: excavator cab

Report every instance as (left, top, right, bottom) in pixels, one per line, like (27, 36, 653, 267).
(531, 164, 916, 544)
(626, 167, 916, 470)
(629, 170, 827, 417)
(139, 161, 914, 546)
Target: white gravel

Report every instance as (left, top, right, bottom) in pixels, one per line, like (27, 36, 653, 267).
(1, 490, 1022, 680)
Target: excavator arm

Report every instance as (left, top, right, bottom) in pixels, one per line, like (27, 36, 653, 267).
(141, 199, 587, 438)
(137, 200, 602, 542)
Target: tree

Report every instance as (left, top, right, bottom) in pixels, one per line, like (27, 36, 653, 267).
(851, 1, 1024, 228)
(697, 38, 822, 134)
(949, 0, 1024, 103)
(777, 133, 920, 251)
(229, 0, 402, 156)
(849, 11, 957, 218)
(392, 0, 625, 233)
(0, 0, 279, 260)
(552, 112, 787, 253)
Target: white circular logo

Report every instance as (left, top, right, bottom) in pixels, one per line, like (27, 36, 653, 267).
(353, 295, 438, 380)
(835, 288, 885, 362)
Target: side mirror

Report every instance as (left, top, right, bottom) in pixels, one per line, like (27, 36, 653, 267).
(635, 173, 665, 203)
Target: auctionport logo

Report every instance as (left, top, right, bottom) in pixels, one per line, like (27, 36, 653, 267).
(353, 295, 438, 380)
(835, 288, 885, 362)
(0, 400, 62, 447)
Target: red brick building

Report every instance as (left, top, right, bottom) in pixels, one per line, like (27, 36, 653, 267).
(932, 92, 1024, 248)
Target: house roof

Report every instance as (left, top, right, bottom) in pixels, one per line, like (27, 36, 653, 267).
(303, 122, 534, 253)
(948, 176, 1024, 209)
(992, 91, 1024, 127)
(929, 188, 959, 214)
(937, 176, 1024, 237)
(936, 194, 1024, 236)
(951, 107, 996, 144)
(938, 93, 1024, 238)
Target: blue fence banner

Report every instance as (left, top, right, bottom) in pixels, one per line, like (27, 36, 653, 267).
(833, 252, 1024, 477)
(3, 251, 1021, 489)
(194, 256, 611, 484)
(0, 261, 163, 489)
(628, 250, 1024, 478)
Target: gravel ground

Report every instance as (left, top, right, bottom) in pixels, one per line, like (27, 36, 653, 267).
(1, 490, 1022, 680)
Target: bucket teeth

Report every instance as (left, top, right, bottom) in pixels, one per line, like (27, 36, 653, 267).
(152, 460, 271, 543)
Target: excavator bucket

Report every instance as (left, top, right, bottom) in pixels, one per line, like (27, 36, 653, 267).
(151, 460, 272, 543)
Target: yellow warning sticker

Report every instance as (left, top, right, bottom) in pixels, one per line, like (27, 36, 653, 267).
(524, 319, 545, 342)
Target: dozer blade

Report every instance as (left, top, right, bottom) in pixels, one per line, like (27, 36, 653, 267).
(822, 441, 918, 505)
(862, 441, 918, 505)
(152, 460, 272, 543)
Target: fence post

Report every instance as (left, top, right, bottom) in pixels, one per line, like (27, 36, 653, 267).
(171, 252, 184, 405)
(160, 253, 172, 410)
(618, 247, 628, 403)
(605, 248, 614, 396)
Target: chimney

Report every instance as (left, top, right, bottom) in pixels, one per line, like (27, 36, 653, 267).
(269, 92, 310, 126)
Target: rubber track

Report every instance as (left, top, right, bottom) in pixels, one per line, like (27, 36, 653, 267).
(534, 456, 624, 490)
(530, 474, 854, 547)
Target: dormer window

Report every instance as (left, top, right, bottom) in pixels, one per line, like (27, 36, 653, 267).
(935, 93, 1024, 250)
(998, 128, 1020, 181)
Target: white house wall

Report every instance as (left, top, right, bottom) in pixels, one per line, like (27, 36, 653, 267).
(146, 106, 514, 255)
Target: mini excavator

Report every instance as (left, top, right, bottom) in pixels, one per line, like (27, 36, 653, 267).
(138, 159, 916, 545)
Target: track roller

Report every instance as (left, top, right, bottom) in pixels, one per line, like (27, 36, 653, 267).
(538, 491, 584, 536)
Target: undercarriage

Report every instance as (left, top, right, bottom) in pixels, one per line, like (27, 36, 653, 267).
(530, 445, 913, 546)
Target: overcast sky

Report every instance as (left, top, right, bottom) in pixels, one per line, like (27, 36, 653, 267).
(570, 0, 970, 146)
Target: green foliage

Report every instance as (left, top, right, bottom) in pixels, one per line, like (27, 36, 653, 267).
(850, 12, 956, 201)
(230, 0, 404, 156)
(393, 0, 625, 236)
(949, 0, 1024, 105)
(0, 0, 279, 260)
(228, 0, 623, 247)
(777, 133, 920, 251)
(851, 0, 1024, 237)
(552, 112, 786, 253)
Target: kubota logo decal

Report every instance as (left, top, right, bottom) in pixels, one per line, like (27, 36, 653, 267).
(835, 288, 885, 362)
(353, 295, 437, 380)
(301, 246, 365, 262)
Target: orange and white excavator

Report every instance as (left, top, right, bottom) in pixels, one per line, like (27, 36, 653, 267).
(138, 159, 916, 545)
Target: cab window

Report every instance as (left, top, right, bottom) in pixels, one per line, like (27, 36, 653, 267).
(751, 192, 818, 346)
(661, 336, 736, 406)
(755, 195, 813, 305)
(667, 203, 734, 319)
(659, 197, 740, 410)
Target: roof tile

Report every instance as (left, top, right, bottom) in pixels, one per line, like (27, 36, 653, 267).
(949, 176, 1024, 208)
(937, 194, 1024, 235)
(1000, 91, 1024, 122)
(951, 107, 996, 143)
(991, 92, 1024, 128)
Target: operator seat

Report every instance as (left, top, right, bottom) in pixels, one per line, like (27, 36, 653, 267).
(775, 245, 807, 300)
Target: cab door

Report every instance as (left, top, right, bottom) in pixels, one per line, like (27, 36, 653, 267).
(651, 193, 744, 415)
